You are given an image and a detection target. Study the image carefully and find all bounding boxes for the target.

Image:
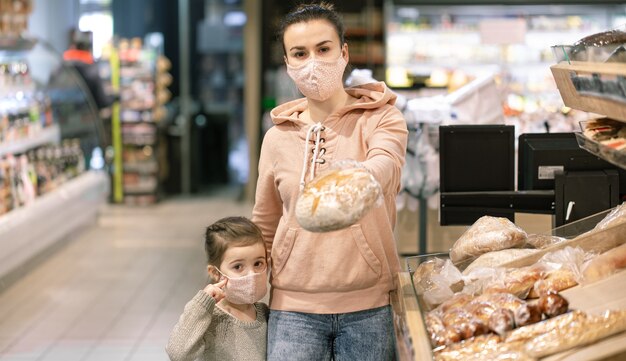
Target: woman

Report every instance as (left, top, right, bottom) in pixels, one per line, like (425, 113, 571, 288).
(251, 2, 408, 360)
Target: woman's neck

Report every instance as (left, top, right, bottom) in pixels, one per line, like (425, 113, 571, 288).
(306, 88, 354, 123)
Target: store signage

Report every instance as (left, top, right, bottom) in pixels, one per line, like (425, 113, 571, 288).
(479, 18, 527, 45)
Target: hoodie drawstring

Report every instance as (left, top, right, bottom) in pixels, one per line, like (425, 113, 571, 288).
(299, 122, 325, 191)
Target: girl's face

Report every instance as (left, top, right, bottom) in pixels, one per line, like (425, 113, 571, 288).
(216, 242, 267, 279)
(283, 19, 347, 67)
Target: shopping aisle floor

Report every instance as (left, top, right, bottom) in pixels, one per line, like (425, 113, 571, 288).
(0, 189, 253, 361)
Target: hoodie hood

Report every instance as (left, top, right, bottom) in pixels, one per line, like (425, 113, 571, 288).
(270, 81, 397, 126)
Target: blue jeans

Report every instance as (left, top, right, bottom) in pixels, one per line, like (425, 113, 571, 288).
(267, 305, 396, 361)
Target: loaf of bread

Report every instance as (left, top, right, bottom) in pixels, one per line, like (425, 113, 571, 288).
(484, 266, 545, 299)
(463, 249, 538, 275)
(582, 242, 626, 283)
(527, 268, 578, 298)
(295, 167, 381, 232)
(449, 216, 528, 264)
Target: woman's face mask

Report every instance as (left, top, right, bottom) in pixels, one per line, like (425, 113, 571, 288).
(286, 53, 348, 101)
(217, 268, 268, 305)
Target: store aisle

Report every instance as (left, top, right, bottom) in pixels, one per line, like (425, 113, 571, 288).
(0, 189, 252, 361)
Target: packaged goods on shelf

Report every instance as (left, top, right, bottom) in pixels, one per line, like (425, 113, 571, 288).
(0, 35, 108, 280)
(108, 37, 172, 204)
(551, 26, 626, 170)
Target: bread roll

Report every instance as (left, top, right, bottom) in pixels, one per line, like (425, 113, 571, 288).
(295, 167, 381, 232)
(583, 242, 626, 283)
(537, 293, 569, 318)
(449, 216, 528, 264)
(488, 308, 515, 336)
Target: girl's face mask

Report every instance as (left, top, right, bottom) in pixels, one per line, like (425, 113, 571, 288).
(216, 268, 268, 305)
(286, 53, 348, 101)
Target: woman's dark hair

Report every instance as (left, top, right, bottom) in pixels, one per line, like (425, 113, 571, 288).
(204, 216, 265, 266)
(278, 2, 345, 54)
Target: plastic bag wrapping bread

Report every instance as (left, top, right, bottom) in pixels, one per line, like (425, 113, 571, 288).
(412, 258, 464, 310)
(521, 310, 626, 358)
(449, 216, 528, 264)
(437, 308, 626, 361)
(525, 234, 567, 249)
(463, 249, 539, 275)
(582, 242, 626, 284)
(482, 265, 546, 299)
(433, 334, 534, 361)
(295, 161, 382, 232)
(527, 246, 591, 298)
(593, 202, 626, 231)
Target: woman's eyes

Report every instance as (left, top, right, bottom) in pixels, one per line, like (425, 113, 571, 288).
(292, 47, 331, 59)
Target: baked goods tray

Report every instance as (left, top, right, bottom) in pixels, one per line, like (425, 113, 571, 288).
(401, 207, 626, 360)
(550, 61, 626, 123)
(574, 131, 626, 170)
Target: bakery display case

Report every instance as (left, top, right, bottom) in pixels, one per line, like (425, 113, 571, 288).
(0, 36, 108, 280)
(392, 205, 626, 360)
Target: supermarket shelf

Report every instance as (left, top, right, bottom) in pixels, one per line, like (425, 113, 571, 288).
(575, 132, 626, 170)
(0, 171, 109, 280)
(551, 61, 626, 123)
(0, 124, 60, 157)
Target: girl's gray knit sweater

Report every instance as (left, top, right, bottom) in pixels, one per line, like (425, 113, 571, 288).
(166, 290, 269, 361)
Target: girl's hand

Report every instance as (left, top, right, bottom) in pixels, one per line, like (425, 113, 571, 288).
(203, 278, 227, 302)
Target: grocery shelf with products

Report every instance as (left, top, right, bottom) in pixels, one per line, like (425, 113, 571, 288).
(384, 3, 626, 131)
(104, 37, 172, 205)
(0, 36, 108, 280)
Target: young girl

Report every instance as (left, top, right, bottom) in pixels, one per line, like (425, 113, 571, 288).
(166, 216, 269, 361)
(252, 2, 407, 360)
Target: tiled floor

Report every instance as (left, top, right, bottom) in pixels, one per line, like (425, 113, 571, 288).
(0, 189, 253, 361)
(0, 186, 551, 361)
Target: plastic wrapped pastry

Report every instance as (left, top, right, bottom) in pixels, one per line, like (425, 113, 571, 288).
(523, 310, 626, 358)
(592, 202, 626, 231)
(450, 216, 528, 264)
(505, 310, 587, 344)
(295, 165, 381, 232)
(488, 308, 516, 336)
(463, 249, 538, 275)
(528, 268, 578, 298)
(413, 258, 464, 310)
(582, 242, 626, 283)
(484, 266, 545, 299)
(537, 293, 569, 318)
(434, 334, 533, 361)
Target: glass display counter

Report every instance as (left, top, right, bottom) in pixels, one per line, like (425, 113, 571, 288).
(0, 36, 108, 281)
(393, 207, 626, 360)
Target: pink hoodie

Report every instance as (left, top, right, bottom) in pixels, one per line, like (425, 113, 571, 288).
(252, 82, 408, 314)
